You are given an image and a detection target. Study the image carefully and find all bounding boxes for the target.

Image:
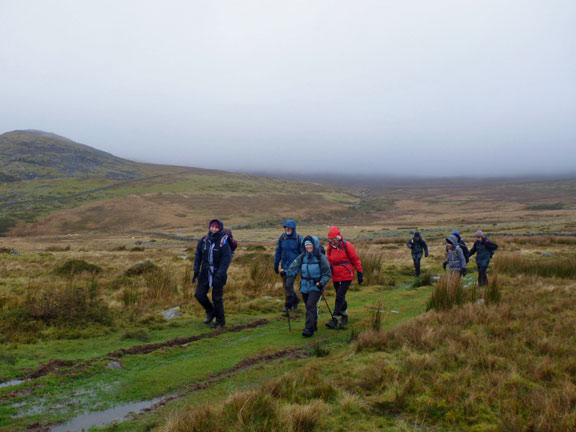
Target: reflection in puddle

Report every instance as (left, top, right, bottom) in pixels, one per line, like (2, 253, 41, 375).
(0, 379, 26, 389)
(50, 396, 165, 432)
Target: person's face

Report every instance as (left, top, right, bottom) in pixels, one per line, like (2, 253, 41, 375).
(285, 227, 293, 235)
(447, 242, 453, 250)
(305, 243, 314, 253)
(209, 225, 220, 234)
(476, 235, 483, 241)
(328, 237, 338, 246)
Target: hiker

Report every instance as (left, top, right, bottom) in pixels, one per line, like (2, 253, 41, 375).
(443, 234, 466, 276)
(274, 219, 302, 314)
(452, 231, 470, 268)
(407, 231, 429, 276)
(193, 219, 232, 329)
(286, 235, 331, 338)
(325, 226, 363, 329)
(469, 230, 498, 286)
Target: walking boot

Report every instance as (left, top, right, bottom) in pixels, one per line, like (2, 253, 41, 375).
(210, 322, 225, 329)
(302, 327, 314, 338)
(203, 311, 215, 325)
(325, 317, 339, 330)
(340, 314, 348, 326)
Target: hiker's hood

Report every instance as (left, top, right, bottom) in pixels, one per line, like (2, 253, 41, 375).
(283, 219, 296, 230)
(414, 231, 421, 238)
(302, 235, 320, 252)
(208, 219, 224, 231)
(328, 226, 342, 239)
(446, 234, 458, 246)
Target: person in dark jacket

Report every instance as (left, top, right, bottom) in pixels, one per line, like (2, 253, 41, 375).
(286, 236, 331, 338)
(193, 219, 232, 329)
(274, 220, 302, 313)
(469, 230, 498, 286)
(452, 231, 470, 265)
(407, 231, 429, 276)
(325, 226, 363, 329)
(443, 234, 466, 275)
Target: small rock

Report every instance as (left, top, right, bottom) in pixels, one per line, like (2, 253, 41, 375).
(390, 310, 399, 314)
(177, 255, 188, 260)
(477, 299, 485, 305)
(161, 306, 182, 320)
(263, 296, 273, 300)
(9, 250, 19, 256)
(541, 252, 551, 257)
(107, 361, 122, 370)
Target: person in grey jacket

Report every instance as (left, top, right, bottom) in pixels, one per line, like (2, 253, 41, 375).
(443, 234, 466, 276)
(469, 230, 498, 286)
(407, 231, 428, 276)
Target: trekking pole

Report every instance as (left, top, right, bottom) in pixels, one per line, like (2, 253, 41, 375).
(281, 273, 291, 332)
(320, 290, 334, 320)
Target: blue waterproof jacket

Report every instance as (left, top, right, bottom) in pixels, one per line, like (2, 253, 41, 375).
(469, 238, 498, 267)
(274, 220, 302, 271)
(286, 236, 331, 294)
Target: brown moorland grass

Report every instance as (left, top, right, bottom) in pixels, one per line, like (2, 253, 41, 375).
(493, 254, 576, 278)
(354, 275, 576, 431)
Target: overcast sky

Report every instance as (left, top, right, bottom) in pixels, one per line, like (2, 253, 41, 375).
(1, 0, 575, 177)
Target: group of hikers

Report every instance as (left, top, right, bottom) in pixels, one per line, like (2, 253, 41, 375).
(408, 230, 498, 285)
(192, 219, 497, 338)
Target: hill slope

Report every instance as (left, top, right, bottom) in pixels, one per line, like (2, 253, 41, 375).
(0, 130, 362, 236)
(0, 130, 141, 181)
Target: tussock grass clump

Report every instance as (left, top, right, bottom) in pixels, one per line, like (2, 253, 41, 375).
(359, 251, 386, 285)
(494, 254, 576, 278)
(158, 368, 333, 432)
(45, 245, 71, 252)
(124, 260, 159, 276)
(426, 273, 464, 311)
(53, 259, 102, 276)
(353, 280, 576, 431)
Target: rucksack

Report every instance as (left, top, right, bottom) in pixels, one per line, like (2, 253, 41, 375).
(221, 228, 237, 252)
(459, 241, 470, 263)
(202, 229, 237, 253)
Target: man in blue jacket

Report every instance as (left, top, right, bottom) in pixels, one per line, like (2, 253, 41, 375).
(193, 219, 232, 329)
(274, 219, 302, 313)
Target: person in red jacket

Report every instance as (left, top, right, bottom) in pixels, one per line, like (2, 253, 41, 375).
(325, 226, 363, 329)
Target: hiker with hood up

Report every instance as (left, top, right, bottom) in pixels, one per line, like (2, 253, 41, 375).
(286, 236, 331, 337)
(193, 219, 232, 329)
(469, 230, 498, 286)
(443, 234, 466, 276)
(407, 231, 429, 276)
(325, 226, 363, 329)
(274, 220, 302, 313)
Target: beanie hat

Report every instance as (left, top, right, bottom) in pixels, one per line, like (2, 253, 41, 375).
(304, 240, 313, 246)
(452, 231, 460, 236)
(475, 230, 484, 237)
(209, 221, 221, 229)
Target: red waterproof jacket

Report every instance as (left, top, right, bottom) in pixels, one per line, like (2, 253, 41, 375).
(326, 227, 363, 282)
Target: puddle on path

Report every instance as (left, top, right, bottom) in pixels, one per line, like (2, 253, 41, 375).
(0, 379, 27, 389)
(50, 396, 165, 432)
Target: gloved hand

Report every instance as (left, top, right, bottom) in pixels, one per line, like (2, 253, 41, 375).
(442, 262, 447, 270)
(274, 266, 279, 274)
(462, 268, 467, 276)
(425, 253, 429, 258)
(192, 271, 199, 283)
(357, 272, 364, 285)
(280, 270, 286, 278)
(316, 282, 325, 291)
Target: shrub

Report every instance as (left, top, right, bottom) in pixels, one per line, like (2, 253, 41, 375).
(53, 259, 102, 276)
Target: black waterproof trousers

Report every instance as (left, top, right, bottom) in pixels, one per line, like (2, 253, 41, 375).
(333, 280, 351, 317)
(301, 290, 322, 332)
(284, 276, 300, 309)
(195, 281, 225, 325)
(412, 252, 423, 276)
(478, 266, 488, 286)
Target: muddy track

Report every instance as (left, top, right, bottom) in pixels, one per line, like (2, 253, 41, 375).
(25, 345, 310, 432)
(18, 319, 270, 382)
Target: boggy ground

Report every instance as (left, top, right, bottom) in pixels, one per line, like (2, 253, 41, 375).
(0, 231, 575, 431)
